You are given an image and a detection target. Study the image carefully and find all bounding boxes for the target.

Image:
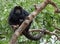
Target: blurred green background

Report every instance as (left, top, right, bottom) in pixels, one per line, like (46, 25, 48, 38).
(0, 0, 60, 44)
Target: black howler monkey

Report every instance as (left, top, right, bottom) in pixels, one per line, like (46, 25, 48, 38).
(8, 6, 44, 41)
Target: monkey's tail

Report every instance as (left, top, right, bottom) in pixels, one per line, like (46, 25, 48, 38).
(23, 30, 45, 41)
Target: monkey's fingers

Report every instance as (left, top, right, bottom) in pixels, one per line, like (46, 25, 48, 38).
(11, 25, 19, 31)
(11, 25, 19, 30)
(11, 25, 19, 28)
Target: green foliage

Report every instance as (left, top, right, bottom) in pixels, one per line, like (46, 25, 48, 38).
(0, 0, 60, 44)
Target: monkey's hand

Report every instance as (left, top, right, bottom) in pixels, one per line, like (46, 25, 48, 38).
(11, 25, 23, 35)
(11, 25, 19, 31)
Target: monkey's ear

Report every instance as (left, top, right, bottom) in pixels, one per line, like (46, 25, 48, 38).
(14, 6, 22, 9)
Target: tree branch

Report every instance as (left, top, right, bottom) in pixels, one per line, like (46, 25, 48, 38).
(9, 0, 60, 44)
(29, 29, 60, 40)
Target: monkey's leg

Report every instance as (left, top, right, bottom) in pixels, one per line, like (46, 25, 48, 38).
(22, 22, 45, 41)
(23, 30, 45, 41)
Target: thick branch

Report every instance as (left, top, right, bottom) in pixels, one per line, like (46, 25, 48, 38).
(9, 0, 49, 44)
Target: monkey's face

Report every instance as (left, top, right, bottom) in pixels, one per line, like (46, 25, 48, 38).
(15, 9, 21, 14)
(14, 6, 22, 15)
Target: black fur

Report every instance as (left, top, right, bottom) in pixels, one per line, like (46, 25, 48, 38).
(8, 6, 44, 41)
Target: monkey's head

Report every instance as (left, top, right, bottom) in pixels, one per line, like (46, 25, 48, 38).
(14, 6, 22, 15)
